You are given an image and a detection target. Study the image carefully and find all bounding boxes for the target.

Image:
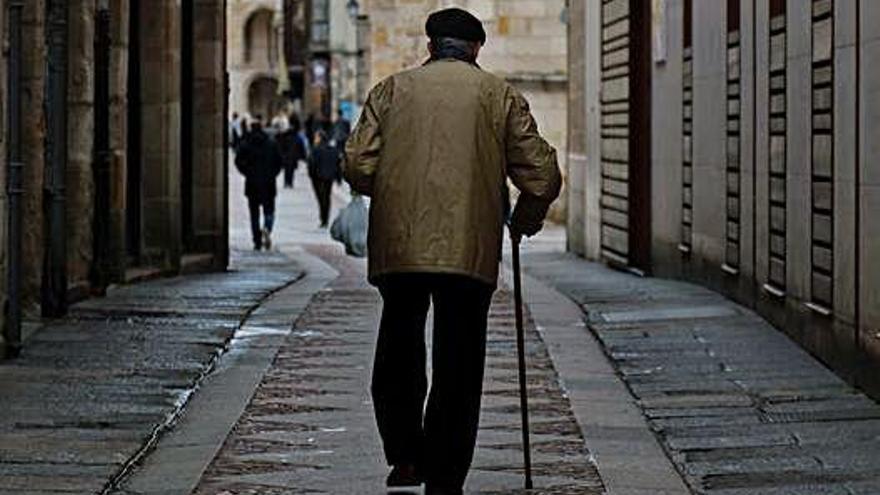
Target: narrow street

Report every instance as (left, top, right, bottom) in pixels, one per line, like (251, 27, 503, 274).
(2, 1, 880, 494)
(2, 167, 880, 494)
(117, 169, 608, 494)
(119, 167, 880, 495)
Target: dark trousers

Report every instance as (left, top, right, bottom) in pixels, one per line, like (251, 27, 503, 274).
(373, 273, 495, 492)
(310, 177, 332, 226)
(247, 196, 275, 248)
(283, 163, 296, 188)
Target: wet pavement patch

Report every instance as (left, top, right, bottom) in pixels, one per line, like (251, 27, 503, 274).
(0, 249, 302, 495)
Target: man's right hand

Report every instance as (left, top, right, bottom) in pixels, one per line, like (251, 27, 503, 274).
(510, 203, 544, 239)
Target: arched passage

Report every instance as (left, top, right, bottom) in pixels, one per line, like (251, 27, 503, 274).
(247, 76, 282, 120)
(244, 8, 276, 67)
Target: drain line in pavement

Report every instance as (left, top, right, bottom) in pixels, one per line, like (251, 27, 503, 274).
(98, 271, 306, 494)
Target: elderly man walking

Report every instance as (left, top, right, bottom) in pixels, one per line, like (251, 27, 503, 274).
(344, 8, 562, 495)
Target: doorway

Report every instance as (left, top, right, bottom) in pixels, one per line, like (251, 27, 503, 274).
(125, 1, 142, 262)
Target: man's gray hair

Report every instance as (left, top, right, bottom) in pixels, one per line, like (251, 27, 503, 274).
(431, 36, 479, 52)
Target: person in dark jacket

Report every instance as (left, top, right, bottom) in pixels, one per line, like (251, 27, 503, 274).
(277, 116, 307, 189)
(330, 108, 352, 150)
(308, 130, 342, 228)
(235, 121, 283, 250)
(229, 112, 243, 152)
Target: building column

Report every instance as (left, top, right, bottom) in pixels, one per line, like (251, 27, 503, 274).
(191, 0, 229, 266)
(20, 0, 46, 310)
(859, 0, 880, 373)
(66, 0, 96, 297)
(105, 0, 129, 282)
(582, 0, 602, 261)
(139, 0, 182, 270)
(0, 0, 8, 346)
(566, 0, 587, 256)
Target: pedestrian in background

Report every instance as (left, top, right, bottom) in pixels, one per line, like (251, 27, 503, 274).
(296, 114, 312, 159)
(229, 112, 243, 152)
(304, 113, 317, 146)
(308, 130, 342, 228)
(330, 108, 352, 150)
(344, 7, 561, 495)
(277, 115, 306, 189)
(235, 120, 283, 251)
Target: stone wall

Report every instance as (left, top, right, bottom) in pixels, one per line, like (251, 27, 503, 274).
(192, 0, 229, 264)
(140, 0, 182, 269)
(107, 0, 129, 283)
(0, 0, 229, 346)
(20, 0, 46, 311)
(567, 0, 880, 396)
(0, 0, 6, 347)
(227, 0, 283, 119)
(67, 0, 96, 295)
(361, 0, 569, 220)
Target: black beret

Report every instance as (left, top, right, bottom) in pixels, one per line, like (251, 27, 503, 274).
(425, 8, 486, 45)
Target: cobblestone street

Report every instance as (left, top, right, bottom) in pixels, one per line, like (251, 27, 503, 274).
(520, 249, 880, 495)
(117, 169, 608, 494)
(4, 1, 880, 494)
(0, 246, 302, 494)
(3, 172, 880, 494)
(191, 243, 604, 494)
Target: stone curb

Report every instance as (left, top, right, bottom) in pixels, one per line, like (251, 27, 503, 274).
(114, 247, 338, 495)
(502, 264, 692, 495)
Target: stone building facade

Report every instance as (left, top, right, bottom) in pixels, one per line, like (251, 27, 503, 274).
(357, 0, 569, 219)
(0, 0, 229, 354)
(227, 0, 286, 120)
(567, 0, 880, 395)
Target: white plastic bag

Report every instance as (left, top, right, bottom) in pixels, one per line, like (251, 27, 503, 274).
(330, 195, 368, 257)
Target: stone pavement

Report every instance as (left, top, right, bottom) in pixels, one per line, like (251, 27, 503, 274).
(188, 243, 604, 494)
(0, 250, 302, 494)
(518, 229, 880, 495)
(10, 161, 879, 495)
(131, 168, 607, 494)
(0, 167, 311, 494)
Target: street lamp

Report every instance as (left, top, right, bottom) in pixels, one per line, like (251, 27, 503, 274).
(346, 0, 360, 20)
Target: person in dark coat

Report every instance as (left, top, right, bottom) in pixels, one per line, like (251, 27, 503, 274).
(235, 121, 283, 250)
(308, 130, 342, 228)
(277, 117, 307, 189)
(330, 108, 352, 150)
(229, 112, 243, 152)
(304, 113, 317, 146)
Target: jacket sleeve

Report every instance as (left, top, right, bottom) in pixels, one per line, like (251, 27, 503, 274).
(504, 88, 563, 236)
(234, 144, 250, 177)
(343, 79, 392, 196)
(272, 142, 284, 177)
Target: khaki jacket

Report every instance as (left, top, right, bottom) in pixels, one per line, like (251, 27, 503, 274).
(344, 59, 562, 286)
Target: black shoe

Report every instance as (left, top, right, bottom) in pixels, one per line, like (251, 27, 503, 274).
(387, 464, 423, 493)
(262, 228, 272, 251)
(253, 244, 262, 251)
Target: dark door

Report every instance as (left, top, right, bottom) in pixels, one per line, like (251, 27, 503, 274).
(126, 2, 142, 261)
(181, 0, 194, 252)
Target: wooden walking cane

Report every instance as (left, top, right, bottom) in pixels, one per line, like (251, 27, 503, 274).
(511, 233, 534, 489)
